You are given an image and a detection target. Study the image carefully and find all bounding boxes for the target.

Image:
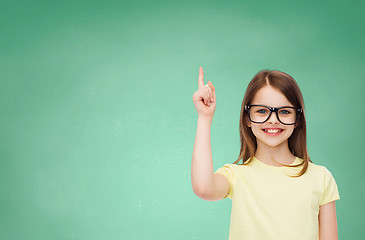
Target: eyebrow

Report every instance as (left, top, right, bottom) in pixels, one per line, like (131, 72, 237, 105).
(251, 104, 295, 108)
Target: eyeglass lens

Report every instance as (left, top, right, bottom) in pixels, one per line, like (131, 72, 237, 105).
(249, 106, 297, 124)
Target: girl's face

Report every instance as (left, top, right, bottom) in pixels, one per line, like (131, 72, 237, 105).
(247, 85, 296, 150)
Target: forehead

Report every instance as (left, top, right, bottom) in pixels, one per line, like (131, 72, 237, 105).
(251, 85, 293, 107)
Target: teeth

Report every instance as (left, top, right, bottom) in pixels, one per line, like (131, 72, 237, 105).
(265, 129, 282, 133)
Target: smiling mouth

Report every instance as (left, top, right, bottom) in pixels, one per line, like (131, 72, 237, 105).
(262, 129, 283, 133)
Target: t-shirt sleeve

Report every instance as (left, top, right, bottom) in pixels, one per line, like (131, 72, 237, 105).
(320, 167, 340, 206)
(214, 164, 234, 199)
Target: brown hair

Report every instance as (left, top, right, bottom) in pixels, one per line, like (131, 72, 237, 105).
(233, 69, 312, 177)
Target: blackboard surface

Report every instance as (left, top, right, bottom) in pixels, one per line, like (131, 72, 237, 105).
(1, 0, 364, 239)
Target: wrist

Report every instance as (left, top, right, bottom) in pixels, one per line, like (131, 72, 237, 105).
(198, 116, 213, 124)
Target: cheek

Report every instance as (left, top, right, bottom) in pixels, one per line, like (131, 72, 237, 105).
(250, 125, 261, 136)
(283, 127, 295, 137)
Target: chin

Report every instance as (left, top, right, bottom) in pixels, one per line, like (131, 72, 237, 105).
(256, 134, 290, 149)
(259, 140, 288, 149)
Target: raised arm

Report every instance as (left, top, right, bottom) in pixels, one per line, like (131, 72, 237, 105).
(191, 67, 230, 201)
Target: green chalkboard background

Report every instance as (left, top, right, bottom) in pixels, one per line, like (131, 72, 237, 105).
(1, 0, 364, 239)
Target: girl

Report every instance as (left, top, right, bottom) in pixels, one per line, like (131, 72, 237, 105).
(191, 67, 340, 240)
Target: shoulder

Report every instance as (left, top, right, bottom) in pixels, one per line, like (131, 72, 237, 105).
(308, 162, 341, 205)
(306, 161, 338, 183)
(217, 163, 250, 172)
(215, 163, 239, 173)
(222, 163, 240, 168)
(215, 163, 245, 178)
(310, 161, 335, 170)
(307, 161, 332, 174)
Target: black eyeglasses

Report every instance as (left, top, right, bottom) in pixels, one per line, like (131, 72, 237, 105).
(245, 104, 303, 125)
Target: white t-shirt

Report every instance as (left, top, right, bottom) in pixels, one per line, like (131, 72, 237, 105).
(215, 156, 340, 240)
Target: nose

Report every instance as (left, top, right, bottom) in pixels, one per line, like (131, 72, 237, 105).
(267, 111, 279, 123)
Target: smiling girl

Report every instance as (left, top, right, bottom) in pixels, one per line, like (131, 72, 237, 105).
(191, 67, 340, 240)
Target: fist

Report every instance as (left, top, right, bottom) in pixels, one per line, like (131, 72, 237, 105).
(192, 67, 216, 118)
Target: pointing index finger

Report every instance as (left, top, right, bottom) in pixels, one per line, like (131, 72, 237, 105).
(198, 66, 204, 89)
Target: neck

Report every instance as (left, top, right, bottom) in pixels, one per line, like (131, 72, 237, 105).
(255, 140, 296, 167)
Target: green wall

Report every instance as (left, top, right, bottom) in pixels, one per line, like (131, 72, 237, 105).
(1, 0, 364, 239)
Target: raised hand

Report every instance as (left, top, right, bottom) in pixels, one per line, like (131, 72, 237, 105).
(192, 67, 216, 118)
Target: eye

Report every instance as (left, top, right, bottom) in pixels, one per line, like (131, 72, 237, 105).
(257, 108, 268, 114)
(279, 109, 293, 115)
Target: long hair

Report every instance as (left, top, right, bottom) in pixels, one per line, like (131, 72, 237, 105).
(233, 70, 312, 177)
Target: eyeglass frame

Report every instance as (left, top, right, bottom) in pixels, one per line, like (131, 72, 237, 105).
(244, 104, 303, 125)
